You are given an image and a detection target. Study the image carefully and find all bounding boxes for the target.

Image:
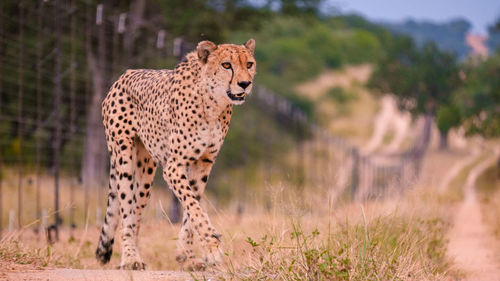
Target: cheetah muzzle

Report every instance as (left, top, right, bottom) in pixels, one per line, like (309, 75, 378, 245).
(227, 90, 246, 101)
(96, 38, 256, 271)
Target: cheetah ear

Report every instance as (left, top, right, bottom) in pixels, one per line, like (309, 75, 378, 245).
(197, 41, 217, 64)
(244, 38, 255, 54)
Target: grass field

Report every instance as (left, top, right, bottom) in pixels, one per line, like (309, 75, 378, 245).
(0, 150, 459, 280)
(476, 154, 500, 240)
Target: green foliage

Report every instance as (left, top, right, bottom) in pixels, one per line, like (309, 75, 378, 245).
(436, 105, 461, 134)
(454, 51, 500, 137)
(370, 16, 498, 139)
(158, 0, 270, 42)
(326, 87, 355, 104)
(279, 0, 324, 16)
(231, 15, 382, 106)
(486, 18, 500, 52)
(370, 40, 460, 116)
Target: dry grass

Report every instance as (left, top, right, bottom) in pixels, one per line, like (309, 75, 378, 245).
(476, 161, 500, 239)
(0, 231, 81, 272)
(227, 196, 451, 280)
(0, 167, 177, 228)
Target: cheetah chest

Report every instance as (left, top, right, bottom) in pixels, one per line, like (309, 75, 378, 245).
(192, 121, 227, 159)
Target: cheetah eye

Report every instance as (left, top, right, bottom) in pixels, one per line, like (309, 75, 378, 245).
(246, 62, 254, 69)
(222, 62, 231, 69)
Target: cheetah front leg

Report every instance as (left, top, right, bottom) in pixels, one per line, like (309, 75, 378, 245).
(163, 160, 222, 271)
(176, 159, 219, 270)
(176, 212, 204, 271)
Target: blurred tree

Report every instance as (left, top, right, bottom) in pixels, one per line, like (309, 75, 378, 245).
(384, 18, 471, 58)
(455, 51, 500, 137)
(230, 15, 382, 111)
(158, 0, 226, 42)
(487, 17, 500, 53)
(279, 0, 324, 16)
(370, 40, 461, 149)
(454, 49, 500, 167)
(436, 104, 461, 149)
(157, 0, 269, 43)
(494, 19, 500, 31)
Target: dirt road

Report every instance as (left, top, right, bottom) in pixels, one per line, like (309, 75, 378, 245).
(447, 150, 500, 281)
(5, 268, 217, 281)
(438, 146, 481, 193)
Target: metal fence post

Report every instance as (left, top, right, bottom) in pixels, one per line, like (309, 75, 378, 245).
(16, 0, 25, 230)
(0, 0, 3, 236)
(53, 0, 63, 241)
(350, 148, 359, 200)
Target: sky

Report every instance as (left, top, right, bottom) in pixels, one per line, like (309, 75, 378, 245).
(333, 0, 500, 34)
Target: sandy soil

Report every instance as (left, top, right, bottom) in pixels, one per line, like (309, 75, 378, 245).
(5, 268, 216, 281)
(447, 149, 500, 281)
(438, 145, 481, 193)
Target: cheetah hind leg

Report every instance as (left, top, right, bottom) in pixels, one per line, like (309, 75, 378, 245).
(95, 158, 120, 265)
(117, 138, 156, 271)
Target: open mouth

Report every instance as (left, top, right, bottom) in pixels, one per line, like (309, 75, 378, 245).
(227, 91, 245, 101)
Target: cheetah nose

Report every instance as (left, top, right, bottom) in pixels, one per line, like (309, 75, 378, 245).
(237, 81, 251, 90)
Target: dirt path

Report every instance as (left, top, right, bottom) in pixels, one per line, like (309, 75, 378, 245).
(447, 149, 500, 281)
(438, 146, 482, 193)
(5, 268, 216, 281)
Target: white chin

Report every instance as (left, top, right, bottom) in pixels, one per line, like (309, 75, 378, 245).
(231, 99, 245, 105)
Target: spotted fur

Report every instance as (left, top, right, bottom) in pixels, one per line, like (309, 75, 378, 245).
(95, 39, 257, 270)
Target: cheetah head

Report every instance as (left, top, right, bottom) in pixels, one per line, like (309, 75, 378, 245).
(197, 39, 256, 105)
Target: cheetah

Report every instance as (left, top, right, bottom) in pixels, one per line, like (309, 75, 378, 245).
(95, 39, 256, 270)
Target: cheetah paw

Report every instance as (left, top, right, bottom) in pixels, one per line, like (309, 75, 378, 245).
(119, 261, 146, 271)
(203, 246, 224, 267)
(177, 256, 207, 271)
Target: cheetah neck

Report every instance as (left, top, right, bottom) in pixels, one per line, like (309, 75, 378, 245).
(200, 91, 233, 123)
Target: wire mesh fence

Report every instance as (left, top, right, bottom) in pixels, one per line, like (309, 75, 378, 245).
(252, 86, 425, 200)
(0, 1, 425, 240)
